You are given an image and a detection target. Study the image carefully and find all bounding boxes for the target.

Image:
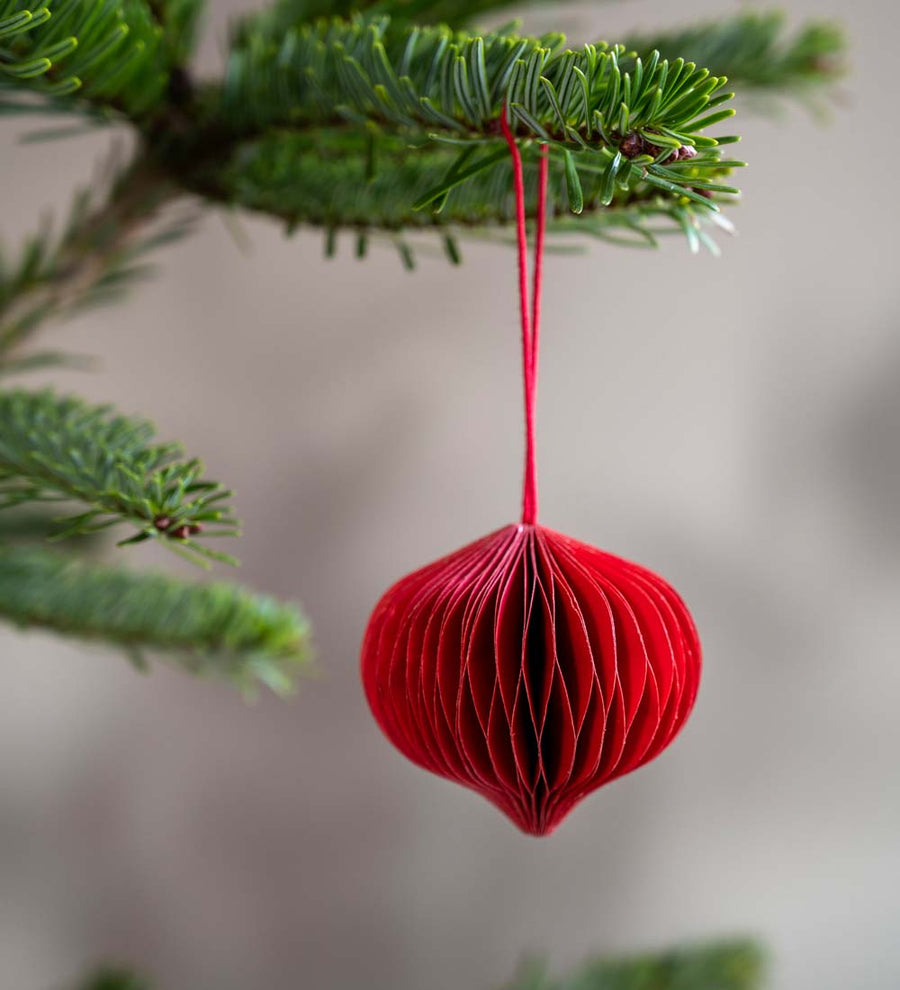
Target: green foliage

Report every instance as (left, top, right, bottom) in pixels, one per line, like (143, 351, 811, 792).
(0, 0, 174, 117)
(200, 11, 748, 256)
(197, 127, 734, 255)
(69, 938, 764, 990)
(75, 968, 151, 990)
(625, 11, 844, 102)
(0, 545, 310, 692)
(507, 939, 765, 990)
(219, 13, 738, 217)
(0, 3, 848, 255)
(0, 389, 240, 566)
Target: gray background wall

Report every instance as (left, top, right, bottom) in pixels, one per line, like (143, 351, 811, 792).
(1, 1, 898, 988)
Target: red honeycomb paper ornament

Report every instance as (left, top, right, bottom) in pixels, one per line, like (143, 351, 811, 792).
(361, 523, 700, 835)
(360, 112, 702, 835)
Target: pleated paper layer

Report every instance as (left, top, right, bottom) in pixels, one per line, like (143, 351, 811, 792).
(361, 524, 701, 835)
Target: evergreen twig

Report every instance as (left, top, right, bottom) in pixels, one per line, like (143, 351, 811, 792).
(76, 970, 150, 990)
(0, 389, 239, 565)
(219, 14, 738, 189)
(625, 11, 844, 105)
(66, 937, 765, 990)
(194, 127, 735, 256)
(506, 938, 765, 990)
(0, 0, 174, 118)
(0, 545, 311, 694)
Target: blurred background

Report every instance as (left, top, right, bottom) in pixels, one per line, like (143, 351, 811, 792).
(1, 0, 898, 987)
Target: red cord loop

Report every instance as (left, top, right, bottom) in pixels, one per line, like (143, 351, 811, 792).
(500, 108, 548, 526)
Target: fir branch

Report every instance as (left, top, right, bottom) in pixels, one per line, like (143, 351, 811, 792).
(0, 150, 190, 364)
(192, 127, 735, 255)
(1, 7, 848, 258)
(0, 389, 240, 565)
(0, 0, 174, 119)
(507, 939, 765, 990)
(0, 6, 845, 258)
(624, 12, 844, 104)
(68, 939, 763, 990)
(76, 972, 149, 990)
(216, 13, 738, 215)
(0, 545, 310, 694)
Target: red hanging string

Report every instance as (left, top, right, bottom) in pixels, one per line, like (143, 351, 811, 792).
(531, 144, 548, 387)
(500, 108, 549, 527)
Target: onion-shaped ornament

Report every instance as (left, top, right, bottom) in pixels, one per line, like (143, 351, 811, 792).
(361, 524, 700, 835)
(360, 115, 702, 835)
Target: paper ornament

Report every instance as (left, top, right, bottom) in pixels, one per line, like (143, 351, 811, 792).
(360, 111, 702, 835)
(361, 523, 700, 835)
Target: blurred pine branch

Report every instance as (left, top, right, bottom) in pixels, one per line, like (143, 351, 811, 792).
(75, 967, 151, 990)
(0, 544, 310, 692)
(625, 11, 844, 108)
(69, 938, 765, 990)
(506, 939, 765, 990)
